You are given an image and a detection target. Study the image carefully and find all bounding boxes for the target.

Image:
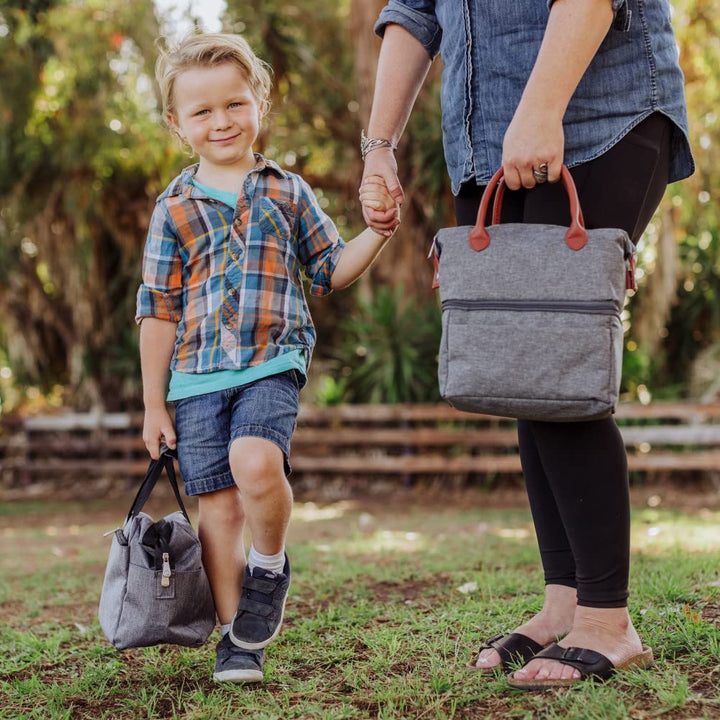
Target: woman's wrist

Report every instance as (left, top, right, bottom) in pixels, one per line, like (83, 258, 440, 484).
(361, 130, 396, 161)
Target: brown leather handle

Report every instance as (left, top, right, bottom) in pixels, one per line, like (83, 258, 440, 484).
(469, 166, 588, 252)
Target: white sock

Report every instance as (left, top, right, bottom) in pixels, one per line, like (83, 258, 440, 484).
(220, 623, 231, 637)
(247, 545, 286, 575)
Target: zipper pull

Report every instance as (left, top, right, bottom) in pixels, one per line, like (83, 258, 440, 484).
(161, 552, 171, 587)
(625, 252, 637, 291)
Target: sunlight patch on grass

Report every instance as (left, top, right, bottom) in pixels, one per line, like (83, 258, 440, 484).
(632, 508, 720, 553)
(292, 501, 353, 523)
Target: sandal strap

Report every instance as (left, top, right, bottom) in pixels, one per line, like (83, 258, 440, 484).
(534, 643, 615, 679)
(479, 633, 546, 668)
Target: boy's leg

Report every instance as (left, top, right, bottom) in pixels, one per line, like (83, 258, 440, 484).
(197, 485, 246, 625)
(228, 438, 294, 650)
(224, 370, 299, 649)
(228, 436, 293, 555)
(174, 390, 266, 683)
(197, 486, 266, 684)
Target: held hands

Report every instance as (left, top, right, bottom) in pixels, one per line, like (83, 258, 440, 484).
(501, 106, 564, 191)
(360, 148, 403, 236)
(359, 171, 401, 238)
(142, 406, 177, 460)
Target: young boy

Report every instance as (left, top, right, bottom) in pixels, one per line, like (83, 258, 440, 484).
(136, 33, 396, 684)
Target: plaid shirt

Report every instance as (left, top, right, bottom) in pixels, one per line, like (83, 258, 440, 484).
(136, 155, 345, 373)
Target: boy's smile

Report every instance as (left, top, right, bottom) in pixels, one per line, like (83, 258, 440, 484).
(169, 62, 264, 187)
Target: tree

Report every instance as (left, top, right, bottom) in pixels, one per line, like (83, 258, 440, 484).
(0, 0, 179, 409)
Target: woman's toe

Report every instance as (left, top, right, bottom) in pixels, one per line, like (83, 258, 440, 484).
(474, 649, 501, 668)
(561, 663, 580, 680)
(522, 659, 544, 679)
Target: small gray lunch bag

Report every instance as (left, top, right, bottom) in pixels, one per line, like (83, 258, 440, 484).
(98, 449, 216, 649)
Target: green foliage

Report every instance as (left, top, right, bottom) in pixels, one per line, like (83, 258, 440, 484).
(0, 0, 185, 410)
(330, 287, 442, 403)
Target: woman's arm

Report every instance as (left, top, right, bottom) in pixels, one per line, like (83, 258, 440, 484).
(361, 23, 432, 231)
(502, 0, 615, 190)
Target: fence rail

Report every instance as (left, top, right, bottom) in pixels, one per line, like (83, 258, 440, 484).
(2, 402, 720, 493)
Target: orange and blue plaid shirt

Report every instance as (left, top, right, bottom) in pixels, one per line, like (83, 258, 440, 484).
(135, 155, 345, 373)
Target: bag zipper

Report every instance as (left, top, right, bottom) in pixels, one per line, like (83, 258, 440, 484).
(441, 299, 619, 316)
(161, 552, 172, 587)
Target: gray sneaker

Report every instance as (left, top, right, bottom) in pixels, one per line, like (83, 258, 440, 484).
(213, 633, 264, 683)
(229, 554, 291, 650)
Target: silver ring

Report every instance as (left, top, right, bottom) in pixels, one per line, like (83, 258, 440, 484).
(532, 162, 549, 183)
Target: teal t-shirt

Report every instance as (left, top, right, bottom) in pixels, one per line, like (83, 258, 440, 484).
(167, 178, 307, 401)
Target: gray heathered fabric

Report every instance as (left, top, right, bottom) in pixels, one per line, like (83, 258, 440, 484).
(98, 510, 216, 650)
(436, 223, 633, 421)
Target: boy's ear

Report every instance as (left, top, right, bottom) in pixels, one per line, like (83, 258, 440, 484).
(166, 113, 183, 138)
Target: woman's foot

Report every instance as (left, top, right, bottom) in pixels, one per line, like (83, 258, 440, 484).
(471, 584, 576, 670)
(510, 605, 644, 682)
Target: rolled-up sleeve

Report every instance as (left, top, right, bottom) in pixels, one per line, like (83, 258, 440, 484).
(547, 0, 631, 32)
(295, 180, 346, 297)
(135, 203, 183, 325)
(374, 1, 441, 59)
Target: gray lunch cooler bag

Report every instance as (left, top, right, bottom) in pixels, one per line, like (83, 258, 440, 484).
(98, 448, 216, 649)
(433, 166, 635, 422)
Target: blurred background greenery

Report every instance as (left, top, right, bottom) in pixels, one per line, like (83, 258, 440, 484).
(0, 0, 718, 415)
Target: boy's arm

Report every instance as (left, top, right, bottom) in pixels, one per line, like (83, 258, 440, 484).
(330, 228, 393, 290)
(136, 202, 183, 459)
(140, 317, 178, 459)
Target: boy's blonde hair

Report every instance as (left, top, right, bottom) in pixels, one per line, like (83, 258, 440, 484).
(156, 33, 273, 120)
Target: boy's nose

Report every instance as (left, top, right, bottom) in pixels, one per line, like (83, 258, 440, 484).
(213, 111, 232, 130)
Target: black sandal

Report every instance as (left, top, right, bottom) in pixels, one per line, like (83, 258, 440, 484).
(467, 632, 546, 673)
(507, 642, 655, 690)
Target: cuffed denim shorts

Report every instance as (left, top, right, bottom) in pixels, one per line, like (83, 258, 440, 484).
(173, 370, 300, 496)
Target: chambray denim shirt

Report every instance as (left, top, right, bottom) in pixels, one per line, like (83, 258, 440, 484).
(376, 0, 694, 193)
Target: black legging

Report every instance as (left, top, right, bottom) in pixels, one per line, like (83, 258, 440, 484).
(454, 113, 672, 608)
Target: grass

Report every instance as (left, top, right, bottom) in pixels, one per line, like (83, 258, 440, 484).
(1, 490, 719, 719)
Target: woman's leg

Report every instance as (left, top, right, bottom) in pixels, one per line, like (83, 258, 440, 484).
(513, 113, 672, 680)
(456, 187, 581, 668)
(458, 113, 672, 672)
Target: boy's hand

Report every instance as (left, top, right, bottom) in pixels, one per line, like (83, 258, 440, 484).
(359, 174, 397, 212)
(143, 406, 177, 460)
(359, 174, 400, 237)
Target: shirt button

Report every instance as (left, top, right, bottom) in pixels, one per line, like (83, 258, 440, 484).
(230, 251, 239, 262)
(228, 288, 237, 297)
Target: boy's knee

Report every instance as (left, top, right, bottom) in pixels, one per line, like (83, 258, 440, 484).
(229, 437, 287, 494)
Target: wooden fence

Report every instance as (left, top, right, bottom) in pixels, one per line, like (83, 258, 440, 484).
(2, 402, 720, 494)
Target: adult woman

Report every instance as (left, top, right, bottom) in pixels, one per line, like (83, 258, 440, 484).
(360, 0, 693, 689)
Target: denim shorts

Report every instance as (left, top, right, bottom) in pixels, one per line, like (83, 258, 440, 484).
(173, 371, 300, 496)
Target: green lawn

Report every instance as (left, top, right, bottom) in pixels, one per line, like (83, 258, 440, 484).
(1, 491, 719, 719)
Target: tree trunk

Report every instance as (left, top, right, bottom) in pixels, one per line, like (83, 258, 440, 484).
(632, 205, 680, 355)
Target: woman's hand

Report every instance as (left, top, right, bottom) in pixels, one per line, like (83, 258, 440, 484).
(502, 105, 564, 190)
(360, 148, 403, 235)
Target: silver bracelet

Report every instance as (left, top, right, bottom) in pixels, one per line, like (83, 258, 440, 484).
(360, 129, 396, 161)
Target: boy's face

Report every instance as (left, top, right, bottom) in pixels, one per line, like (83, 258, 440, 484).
(169, 62, 263, 176)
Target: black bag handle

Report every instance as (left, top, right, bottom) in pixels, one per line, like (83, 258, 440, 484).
(126, 446, 190, 524)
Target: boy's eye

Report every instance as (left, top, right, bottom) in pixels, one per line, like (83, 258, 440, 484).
(229, 102, 244, 108)
(194, 109, 209, 116)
